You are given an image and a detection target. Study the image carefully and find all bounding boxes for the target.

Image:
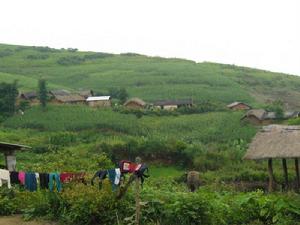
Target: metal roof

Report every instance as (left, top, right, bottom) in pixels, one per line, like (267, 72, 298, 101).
(86, 96, 111, 101)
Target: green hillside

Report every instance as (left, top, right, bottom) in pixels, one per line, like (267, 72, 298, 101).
(1, 43, 300, 108)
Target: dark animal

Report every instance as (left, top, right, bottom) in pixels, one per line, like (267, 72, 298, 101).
(186, 171, 200, 192)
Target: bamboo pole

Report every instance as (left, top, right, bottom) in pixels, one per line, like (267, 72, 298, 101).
(282, 159, 289, 191)
(295, 158, 300, 192)
(268, 158, 274, 192)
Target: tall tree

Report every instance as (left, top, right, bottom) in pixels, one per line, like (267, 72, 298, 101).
(0, 81, 18, 117)
(38, 79, 47, 108)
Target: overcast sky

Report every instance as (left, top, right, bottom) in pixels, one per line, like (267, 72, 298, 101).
(1, 0, 299, 75)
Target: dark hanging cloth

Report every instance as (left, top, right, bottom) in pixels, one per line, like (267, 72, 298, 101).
(91, 170, 107, 185)
(107, 169, 117, 191)
(39, 173, 49, 189)
(10, 171, 19, 184)
(25, 172, 37, 192)
(135, 164, 149, 187)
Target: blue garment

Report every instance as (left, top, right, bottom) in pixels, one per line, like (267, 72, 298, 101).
(25, 172, 37, 192)
(49, 173, 61, 192)
(107, 169, 117, 191)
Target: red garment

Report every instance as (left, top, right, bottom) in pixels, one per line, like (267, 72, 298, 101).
(119, 160, 141, 173)
(60, 173, 74, 183)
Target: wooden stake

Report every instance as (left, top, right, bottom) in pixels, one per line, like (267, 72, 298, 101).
(268, 158, 274, 192)
(282, 159, 289, 191)
(135, 156, 141, 225)
(135, 175, 141, 225)
(295, 158, 300, 192)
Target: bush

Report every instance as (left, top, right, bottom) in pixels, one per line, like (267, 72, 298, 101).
(57, 56, 85, 66)
(26, 54, 49, 60)
(0, 49, 13, 57)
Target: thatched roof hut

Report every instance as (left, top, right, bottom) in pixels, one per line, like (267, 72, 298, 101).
(244, 125, 300, 192)
(55, 94, 86, 103)
(0, 142, 31, 171)
(244, 125, 300, 160)
(124, 98, 146, 109)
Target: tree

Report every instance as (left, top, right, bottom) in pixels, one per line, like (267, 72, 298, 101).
(0, 81, 18, 117)
(118, 88, 128, 104)
(265, 99, 284, 119)
(108, 87, 128, 104)
(38, 79, 47, 108)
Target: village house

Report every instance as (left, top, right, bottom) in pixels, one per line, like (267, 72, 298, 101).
(241, 109, 299, 125)
(124, 98, 146, 109)
(227, 102, 251, 110)
(153, 99, 193, 110)
(49, 90, 85, 104)
(77, 90, 94, 99)
(20, 92, 37, 101)
(86, 96, 111, 107)
(244, 125, 300, 192)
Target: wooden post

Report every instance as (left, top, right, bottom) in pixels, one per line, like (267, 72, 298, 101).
(135, 174, 140, 225)
(268, 158, 274, 192)
(282, 159, 289, 191)
(135, 156, 141, 225)
(295, 158, 300, 192)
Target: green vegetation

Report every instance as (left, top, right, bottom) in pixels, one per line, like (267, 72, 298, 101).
(1, 43, 300, 108)
(1, 43, 300, 224)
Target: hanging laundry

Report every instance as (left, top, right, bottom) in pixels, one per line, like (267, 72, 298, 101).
(25, 172, 37, 192)
(18, 171, 25, 185)
(107, 169, 117, 191)
(60, 172, 74, 183)
(119, 160, 132, 173)
(10, 171, 19, 185)
(39, 173, 49, 189)
(91, 170, 107, 185)
(73, 172, 86, 185)
(135, 164, 149, 187)
(115, 168, 121, 185)
(49, 173, 61, 192)
(0, 169, 11, 189)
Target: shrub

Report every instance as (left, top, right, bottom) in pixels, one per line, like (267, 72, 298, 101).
(0, 49, 13, 57)
(26, 54, 49, 60)
(57, 56, 85, 65)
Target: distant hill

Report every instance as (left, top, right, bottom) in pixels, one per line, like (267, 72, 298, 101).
(1, 43, 300, 109)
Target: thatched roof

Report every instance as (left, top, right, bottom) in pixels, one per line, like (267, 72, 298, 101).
(20, 92, 37, 100)
(78, 90, 93, 98)
(244, 125, 300, 160)
(153, 99, 193, 106)
(55, 94, 85, 103)
(243, 109, 267, 120)
(242, 109, 300, 121)
(49, 90, 70, 97)
(124, 98, 146, 107)
(0, 142, 31, 152)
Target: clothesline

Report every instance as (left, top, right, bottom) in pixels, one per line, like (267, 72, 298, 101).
(0, 160, 149, 193)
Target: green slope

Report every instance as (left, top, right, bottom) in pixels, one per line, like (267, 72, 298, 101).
(1, 43, 300, 108)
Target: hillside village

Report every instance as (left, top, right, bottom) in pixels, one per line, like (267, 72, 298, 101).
(2, 44, 300, 225)
(19, 89, 300, 125)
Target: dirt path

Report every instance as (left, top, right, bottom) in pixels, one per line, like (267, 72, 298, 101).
(0, 215, 56, 225)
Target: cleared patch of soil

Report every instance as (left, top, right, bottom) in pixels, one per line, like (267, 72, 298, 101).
(0, 215, 56, 225)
